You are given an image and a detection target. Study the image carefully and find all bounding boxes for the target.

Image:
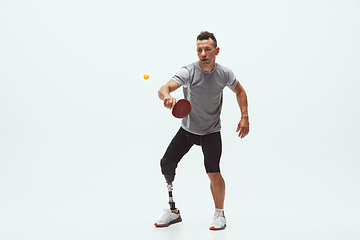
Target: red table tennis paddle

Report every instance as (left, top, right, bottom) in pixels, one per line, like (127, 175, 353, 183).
(172, 99, 192, 118)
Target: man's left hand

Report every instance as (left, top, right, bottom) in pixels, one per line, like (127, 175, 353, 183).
(236, 117, 249, 138)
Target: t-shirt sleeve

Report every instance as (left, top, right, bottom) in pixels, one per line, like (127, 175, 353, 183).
(172, 67, 190, 87)
(226, 69, 238, 89)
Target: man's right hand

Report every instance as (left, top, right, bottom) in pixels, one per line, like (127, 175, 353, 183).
(158, 80, 181, 109)
(163, 97, 177, 109)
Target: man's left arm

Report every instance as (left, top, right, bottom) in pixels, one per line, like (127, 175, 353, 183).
(231, 81, 249, 138)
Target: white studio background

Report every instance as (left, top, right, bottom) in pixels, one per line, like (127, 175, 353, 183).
(1, 0, 359, 239)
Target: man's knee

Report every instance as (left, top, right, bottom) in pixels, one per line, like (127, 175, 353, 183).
(207, 172, 224, 185)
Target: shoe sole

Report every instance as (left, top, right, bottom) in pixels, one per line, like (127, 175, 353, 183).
(209, 225, 226, 231)
(154, 219, 182, 228)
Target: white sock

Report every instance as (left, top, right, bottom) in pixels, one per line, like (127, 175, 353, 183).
(215, 208, 224, 215)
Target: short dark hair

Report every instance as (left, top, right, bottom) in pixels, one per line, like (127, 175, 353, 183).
(197, 31, 217, 48)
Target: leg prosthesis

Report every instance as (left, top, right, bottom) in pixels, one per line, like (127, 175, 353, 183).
(160, 159, 177, 210)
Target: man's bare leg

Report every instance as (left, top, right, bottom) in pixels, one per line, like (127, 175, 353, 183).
(207, 172, 225, 209)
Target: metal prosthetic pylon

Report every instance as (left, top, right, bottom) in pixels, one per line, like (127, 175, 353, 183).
(167, 182, 176, 210)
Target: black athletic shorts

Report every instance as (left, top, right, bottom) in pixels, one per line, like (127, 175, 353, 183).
(162, 127, 222, 173)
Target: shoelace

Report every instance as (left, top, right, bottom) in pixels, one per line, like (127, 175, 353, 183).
(213, 214, 226, 224)
(159, 209, 172, 222)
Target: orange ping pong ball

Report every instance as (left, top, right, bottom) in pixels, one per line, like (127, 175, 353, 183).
(143, 74, 149, 80)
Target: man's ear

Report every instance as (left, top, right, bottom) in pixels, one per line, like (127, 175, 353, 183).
(216, 47, 220, 55)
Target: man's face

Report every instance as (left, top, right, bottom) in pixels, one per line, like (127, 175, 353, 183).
(196, 38, 219, 69)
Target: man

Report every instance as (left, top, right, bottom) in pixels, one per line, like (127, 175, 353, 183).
(155, 31, 249, 230)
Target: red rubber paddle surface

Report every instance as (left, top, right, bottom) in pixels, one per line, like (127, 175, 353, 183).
(172, 99, 192, 118)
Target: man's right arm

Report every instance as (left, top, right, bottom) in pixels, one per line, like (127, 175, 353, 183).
(158, 80, 180, 109)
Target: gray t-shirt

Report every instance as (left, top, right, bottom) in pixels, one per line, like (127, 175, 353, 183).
(172, 61, 238, 135)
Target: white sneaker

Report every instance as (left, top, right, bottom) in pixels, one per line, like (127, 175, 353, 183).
(209, 212, 226, 230)
(154, 209, 182, 227)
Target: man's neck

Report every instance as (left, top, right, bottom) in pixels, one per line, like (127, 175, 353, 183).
(198, 61, 215, 72)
